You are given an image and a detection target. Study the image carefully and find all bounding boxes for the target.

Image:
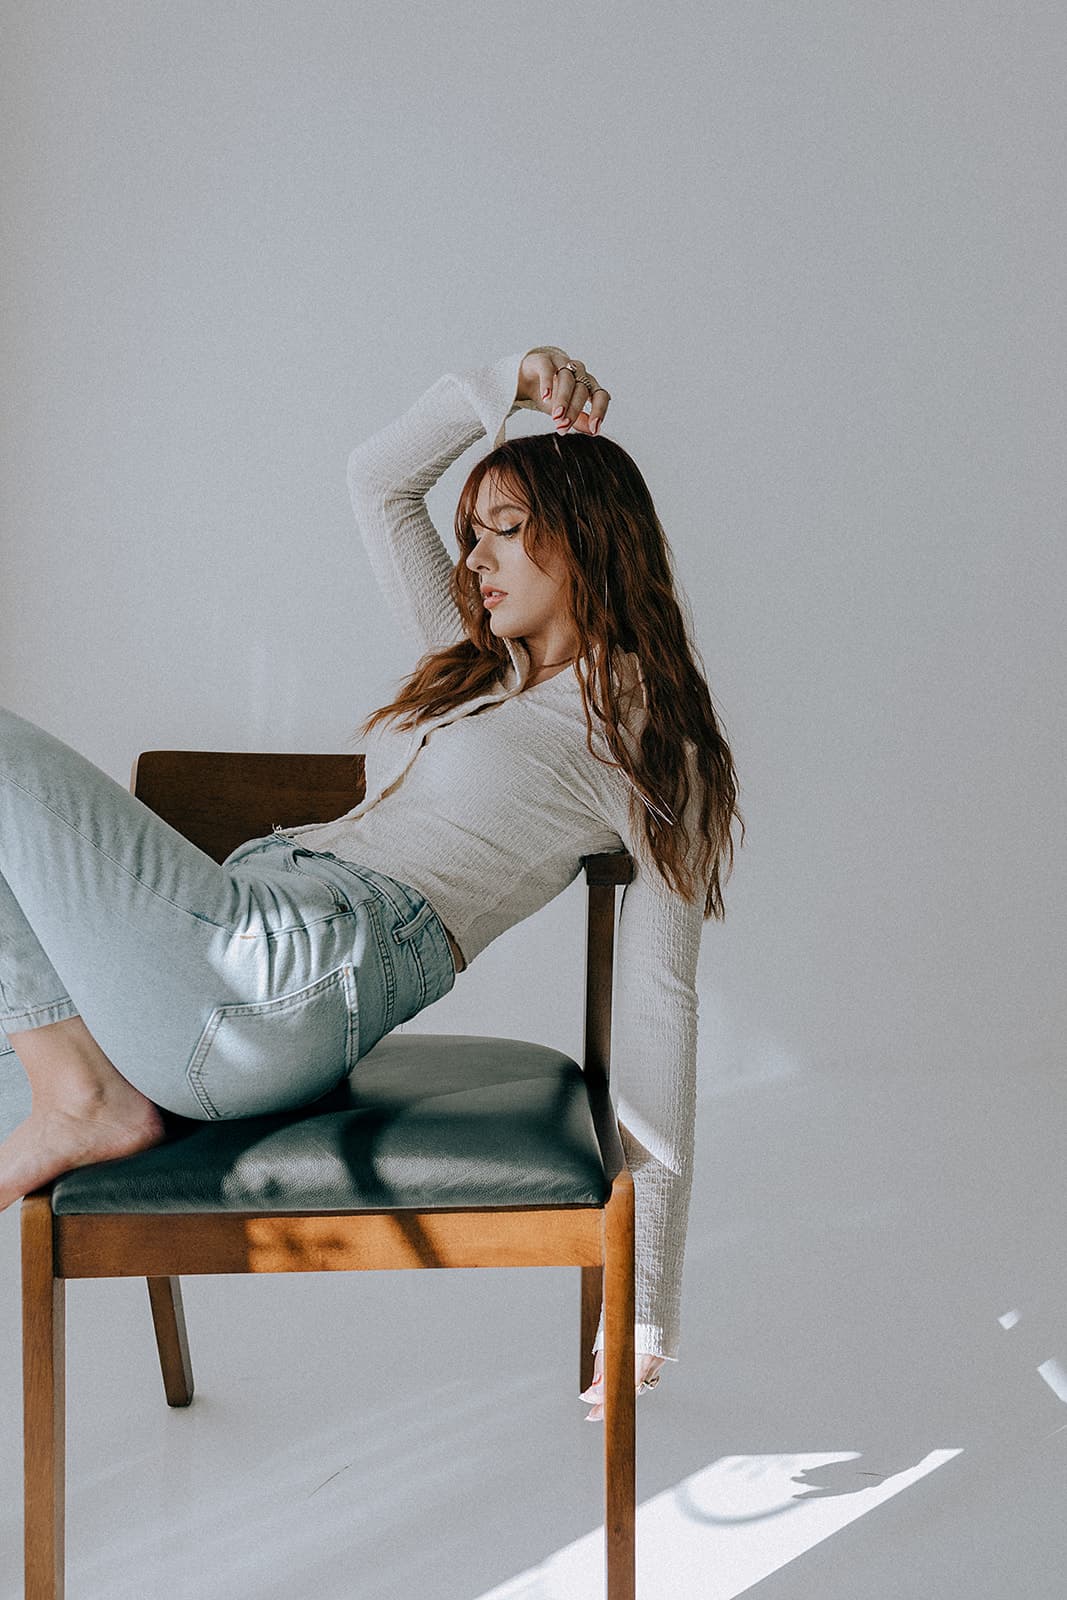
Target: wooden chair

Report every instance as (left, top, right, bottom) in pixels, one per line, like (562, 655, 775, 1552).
(21, 749, 638, 1600)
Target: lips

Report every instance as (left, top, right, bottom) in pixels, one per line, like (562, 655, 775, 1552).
(482, 587, 507, 606)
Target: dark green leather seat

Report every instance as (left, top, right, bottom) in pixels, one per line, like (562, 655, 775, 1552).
(49, 1033, 612, 1216)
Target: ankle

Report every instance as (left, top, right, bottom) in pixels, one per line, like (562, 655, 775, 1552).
(33, 1074, 113, 1119)
(11, 1017, 128, 1106)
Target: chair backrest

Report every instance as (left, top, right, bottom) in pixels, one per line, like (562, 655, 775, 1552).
(129, 750, 633, 1099)
(130, 749, 367, 865)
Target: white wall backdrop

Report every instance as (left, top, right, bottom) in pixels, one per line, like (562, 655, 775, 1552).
(2, 4, 1065, 1598)
(4, 0, 1062, 1097)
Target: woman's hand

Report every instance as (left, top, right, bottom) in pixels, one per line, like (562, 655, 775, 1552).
(579, 1349, 667, 1421)
(517, 346, 611, 436)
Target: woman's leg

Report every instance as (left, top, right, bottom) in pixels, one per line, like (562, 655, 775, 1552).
(0, 703, 361, 1208)
(0, 1014, 165, 1209)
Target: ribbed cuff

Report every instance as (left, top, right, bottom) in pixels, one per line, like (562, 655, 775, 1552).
(591, 1317, 680, 1363)
(448, 350, 534, 450)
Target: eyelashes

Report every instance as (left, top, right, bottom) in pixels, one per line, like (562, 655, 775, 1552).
(468, 523, 521, 544)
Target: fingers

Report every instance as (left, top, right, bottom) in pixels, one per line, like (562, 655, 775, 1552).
(550, 366, 579, 428)
(523, 346, 612, 434)
(550, 361, 611, 436)
(583, 382, 611, 435)
(526, 350, 559, 407)
(579, 1353, 663, 1421)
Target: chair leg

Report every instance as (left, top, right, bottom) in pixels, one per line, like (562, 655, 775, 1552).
(147, 1276, 194, 1407)
(22, 1193, 65, 1600)
(580, 1264, 602, 1392)
(602, 1171, 636, 1600)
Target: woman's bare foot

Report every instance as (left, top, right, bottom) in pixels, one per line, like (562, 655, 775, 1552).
(0, 1094, 166, 1212)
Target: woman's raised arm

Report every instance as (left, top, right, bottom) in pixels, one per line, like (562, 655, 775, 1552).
(345, 350, 531, 654)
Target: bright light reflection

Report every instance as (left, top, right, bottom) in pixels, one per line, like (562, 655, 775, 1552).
(479, 1448, 962, 1599)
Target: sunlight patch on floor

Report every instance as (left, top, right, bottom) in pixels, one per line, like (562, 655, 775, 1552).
(479, 1447, 962, 1599)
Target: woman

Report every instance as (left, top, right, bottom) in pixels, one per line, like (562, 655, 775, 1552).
(0, 344, 743, 1420)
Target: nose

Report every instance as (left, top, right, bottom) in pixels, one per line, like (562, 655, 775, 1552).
(466, 546, 494, 576)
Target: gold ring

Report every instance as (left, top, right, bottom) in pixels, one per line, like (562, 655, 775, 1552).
(561, 361, 596, 392)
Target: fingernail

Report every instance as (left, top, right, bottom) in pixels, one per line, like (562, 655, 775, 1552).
(553, 405, 564, 417)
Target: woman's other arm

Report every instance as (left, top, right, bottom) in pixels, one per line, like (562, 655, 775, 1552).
(580, 747, 707, 1417)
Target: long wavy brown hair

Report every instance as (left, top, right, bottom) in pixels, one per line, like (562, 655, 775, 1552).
(358, 429, 745, 920)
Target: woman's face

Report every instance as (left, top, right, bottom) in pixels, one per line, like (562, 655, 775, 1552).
(464, 476, 573, 647)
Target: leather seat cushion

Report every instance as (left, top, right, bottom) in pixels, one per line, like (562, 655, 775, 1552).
(50, 1034, 612, 1215)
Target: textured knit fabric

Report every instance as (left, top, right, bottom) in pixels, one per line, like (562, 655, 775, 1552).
(273, 351, 705, 1362)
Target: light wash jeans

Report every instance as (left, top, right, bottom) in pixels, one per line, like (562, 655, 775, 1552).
(0, 704, 456, 1130)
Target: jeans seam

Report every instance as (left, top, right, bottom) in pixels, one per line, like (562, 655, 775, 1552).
(0, 996, 80, 1031)
(364, 898, 396, 1034)
(416, 943, 429, 1008)
(243, 908, 357, 942)
(342, 963, 359, 1070)
(1, 772, 235, 931)
(404, 928, 429, 1009)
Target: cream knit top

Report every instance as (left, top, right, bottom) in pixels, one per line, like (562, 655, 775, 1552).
(272, 352, 705, 1362)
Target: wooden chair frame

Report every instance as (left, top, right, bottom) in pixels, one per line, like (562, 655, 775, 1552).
(22, 750, 638, 1600)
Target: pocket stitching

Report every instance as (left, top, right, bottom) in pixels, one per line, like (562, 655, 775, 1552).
(186, 965, 359, 1120)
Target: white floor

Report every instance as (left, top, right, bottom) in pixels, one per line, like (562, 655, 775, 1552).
(2, 1051, 1065, 1600)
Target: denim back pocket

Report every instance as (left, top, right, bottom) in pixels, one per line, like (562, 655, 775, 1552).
(185, 963, 359, 1120)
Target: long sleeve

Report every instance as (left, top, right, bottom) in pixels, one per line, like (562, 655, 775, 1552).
(592, 755, 707, 1365)
(346, 350, 534, 654)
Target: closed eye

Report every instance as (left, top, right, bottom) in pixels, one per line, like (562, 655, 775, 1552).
(470, 523, 521, 543)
